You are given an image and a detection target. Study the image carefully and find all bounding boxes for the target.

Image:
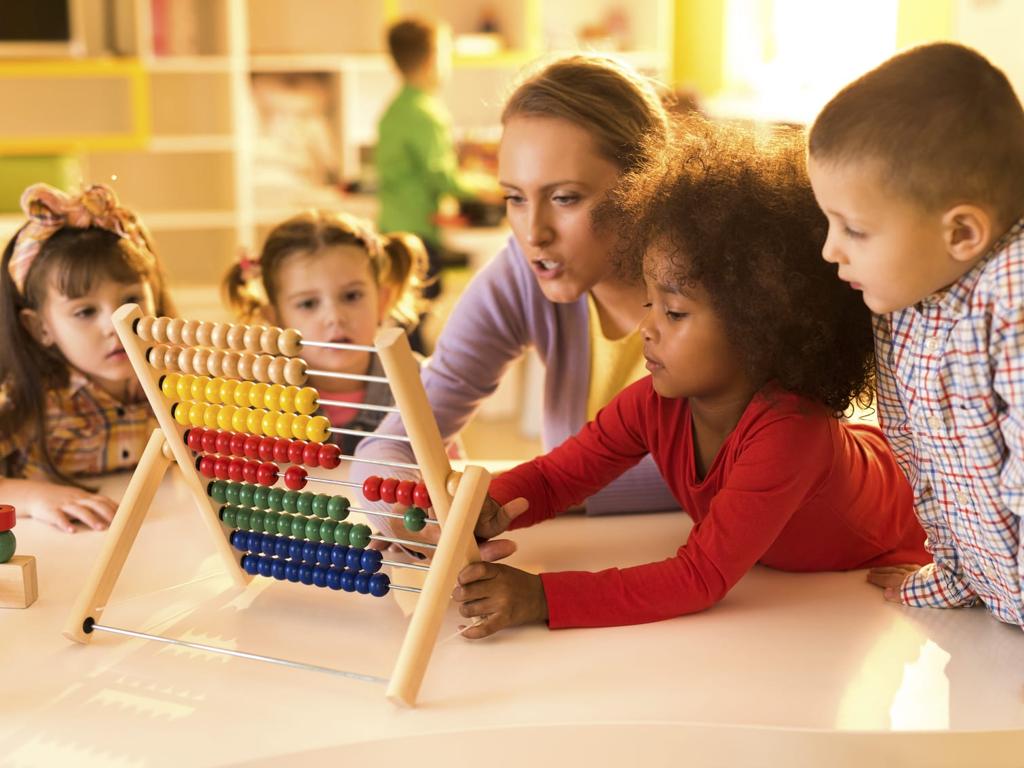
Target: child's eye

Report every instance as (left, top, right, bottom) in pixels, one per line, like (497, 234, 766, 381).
(503, 194, 524, 205)
(296, 298, 318, 311)
(641, 302, 653, 309)
(843, 226, 865, 239)
(552, 194, 579, 205)
(342, 290, 364, 303)
(665, 310, 688, 321)
(73, 306, 96, 319)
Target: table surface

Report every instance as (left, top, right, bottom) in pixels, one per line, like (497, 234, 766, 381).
(2, 470, 1023, 768)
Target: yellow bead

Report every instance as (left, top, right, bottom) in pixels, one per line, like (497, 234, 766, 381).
(290, 414, 310, 440)
(248, 382, 269, 409)
(261, 410, 279, 437)
(189, 402, 206, 427)
(264, 384, 284, 411)
(173, 401, 190, 426)
(203, 404, 221, 429)
(246, 408, 266, 435)
(219, 378, 238, 405)
(231, 407, 250, 433)
(190, 376, 211, 401)
(306, 415, 330, 443)
(278, 385, 298, 413)
(233, 380, 253, 408)
(295, 386, 318, 415)
(176, 374, 195, 402)
(205, 377, 223, 404)
(161, 373, 180, 401)
(217, 405, 237, 431)
(274, 412, 294, 438)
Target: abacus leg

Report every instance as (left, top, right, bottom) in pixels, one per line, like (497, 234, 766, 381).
(63, 429, 174, 644)
(386, 465, 491, 707)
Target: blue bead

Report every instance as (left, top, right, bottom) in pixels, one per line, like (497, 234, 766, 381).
(246, 532, 260, 552)
(326, 568, 342, 590)
(340, 569, 356, 592)
(271, 559, 287, 580)
(330, 545, 349, 568)
(369, 573, 389, 597)
(274, 538, 290, 558)
(257, 556, 273, 577)
(285, 562, 300, 582)
(346, 548, 363, 570)
(298, 565, 314, 585)
(301, 541, 317, 564)
(315, 543, 332, 564)
(288, 540, 303, 560)
(242, 555, 259, 575)
(230, 530, 245, 551)
(355, 573, 371, 594)
(262, 535, 278, 556)
(360, 549, 383, 573)
(312, 566, 329, 588)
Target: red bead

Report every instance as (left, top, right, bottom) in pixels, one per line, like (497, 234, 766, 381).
(302, 441, 321, 467)
(396, 480, 416, 507)
(362, 475, 382, 502)
(256, 462, 278, 486)
(242, 460, 259, 484)
(284, 465, 308, 491)
(215, 457, 232, 480)
(272, 438, 291, 463)
(380, 477, 399, 504)
(201, 430, 218, 454)
(258, 437, 276, 462)
(230, 432, 247, 457)
(187, 428, 204, 452)
(198, 455, 217, 478)
(0, 505, 14, 532)
(243, 435, 261, 459)
(413, 482, 431, 509)
(215, 430, 233, 455)
(287, 440, 306, 465)
(317, 443, 341, 469)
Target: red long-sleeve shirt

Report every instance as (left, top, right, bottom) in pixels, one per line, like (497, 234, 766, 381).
(488, 378, 929, 629)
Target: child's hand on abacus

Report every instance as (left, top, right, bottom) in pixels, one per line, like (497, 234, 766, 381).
(452, 562, 547, 638)
(17, 480, 117, 534)
(475, 495, 528, 539)
(867, 564, 920, 603)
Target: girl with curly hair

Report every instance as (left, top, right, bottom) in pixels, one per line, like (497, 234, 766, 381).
(451, 117, 930, 636)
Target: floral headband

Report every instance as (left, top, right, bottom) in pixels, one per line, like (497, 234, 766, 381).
(8, 183, 153, 295)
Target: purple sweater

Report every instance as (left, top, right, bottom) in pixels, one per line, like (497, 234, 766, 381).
(352, 236, 677, 514)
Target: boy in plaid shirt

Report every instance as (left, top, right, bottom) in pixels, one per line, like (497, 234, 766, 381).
(807, 43, 1024, 628)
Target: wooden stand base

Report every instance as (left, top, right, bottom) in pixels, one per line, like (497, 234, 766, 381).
(0, 555, 38, 608)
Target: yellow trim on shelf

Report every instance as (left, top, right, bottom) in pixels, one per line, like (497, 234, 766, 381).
(896, 0, 953, 49)
(0, 58, 150, 155)
(673, 0, 726, 93)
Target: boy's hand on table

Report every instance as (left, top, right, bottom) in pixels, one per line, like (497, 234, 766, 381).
(867, 564, 920, 602)
(452, 562, 547, 639)
(26, 483, 117, 534)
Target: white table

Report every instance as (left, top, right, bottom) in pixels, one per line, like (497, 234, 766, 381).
(2, 471, 1023, 767)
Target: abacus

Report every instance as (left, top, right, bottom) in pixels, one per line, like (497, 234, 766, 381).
(63, 303, 490, 707)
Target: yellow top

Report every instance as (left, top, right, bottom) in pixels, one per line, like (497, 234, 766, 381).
(585, 293, 648, 420)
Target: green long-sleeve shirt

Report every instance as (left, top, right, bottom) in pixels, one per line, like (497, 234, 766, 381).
(376, 85, 474, 244)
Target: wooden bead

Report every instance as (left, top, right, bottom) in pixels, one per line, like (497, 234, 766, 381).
(210, 323, 231, 350)
(146, 344, 165, 369)
(221, 351, 239, 379)
(284, 358, 307, 386)
(252, 354, 273, 383)
(205, 349, 225, 378)
(260, 327, 282, 355)
(181, 319, 200, 347)
(135, 315, 155, 341)
(162, 346, 182, 372)
(267, 356, 288, 385)
(195, 321, 213, 346)
(244, 325, 267, 352)
(226, 324, 247, 351)
(165, 318, 185, 345)
(151, 316, 171, 343)
(191, 348, 211, 376)
(237, 352, 256, 381)
(278, 328, 302, 357)
(177, 347, 196, 375)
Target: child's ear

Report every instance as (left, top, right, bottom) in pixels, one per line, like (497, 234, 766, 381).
(259, 303, 278, 325)
(376, 283, 395, 323)
(942, 204, 993, 264)
(18, 308, 53, 347)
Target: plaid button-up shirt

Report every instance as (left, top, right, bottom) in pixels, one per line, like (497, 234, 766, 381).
(874, 217, 1024, 627)
(0, 371, 154, 481)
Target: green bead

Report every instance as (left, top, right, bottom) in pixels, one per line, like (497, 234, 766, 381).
(282, 491, 300, 513)
(238, 483, 256, 508)
(269, 512, 287, 536)
(296, 492, 315, 516)
(219, 506, 238, 527)
(252, 486, 271, 510)
(403, 507, 427, 533)
(304, 517, 321, 540)
(249, 510, 265, 533)
(333, 521, 352, 546)
(224, 482, 242, 505)
(267, 487, 284, 512)
(235, 508, 251, 530)
(311, 493, 330, 518)
(349, 523, 371, 549)
(0, 530, 16, 564)
(319, 519, 337, 543)
(290, 515, 306, 538)
(327, 495, 350, 521)
(208, 481, 227, 503)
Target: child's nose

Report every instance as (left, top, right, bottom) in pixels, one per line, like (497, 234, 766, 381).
(822, 233, 844, 264)
(525, 206, 553, 248)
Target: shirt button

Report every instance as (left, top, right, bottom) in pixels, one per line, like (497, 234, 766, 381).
(924, 337, 940, 352)
(927, 415, 943, 430)
(956, 491, 970, 505)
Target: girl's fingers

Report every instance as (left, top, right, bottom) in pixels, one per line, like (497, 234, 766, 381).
(60, 501, 107, 531)
(83, 495, 118, 523)
(44, 507, 76, 534)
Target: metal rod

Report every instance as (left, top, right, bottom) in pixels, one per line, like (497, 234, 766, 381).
(387, 584, 422, 594)
(349, 505, 439, 525)
(88, 622, 388, 684)
(328, 427, 411, 443)
(306, 368, 388, 385)
(301, 340, 376, 353)
(382, 559, 430, 572)
(371, 533, 437, 550)
(316, 399, 399, 415)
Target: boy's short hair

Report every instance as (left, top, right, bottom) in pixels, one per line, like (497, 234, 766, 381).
(809, 42, 1024, 225)
(387, 19, 436, 76)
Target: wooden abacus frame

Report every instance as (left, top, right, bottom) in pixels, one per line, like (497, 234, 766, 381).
(63, 303, 488, 707)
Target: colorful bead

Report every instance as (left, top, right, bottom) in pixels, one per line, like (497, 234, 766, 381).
(241, 460, 260, 484)
(219, 506, 237, 527)
(312, 567, 328, 588)
(355, 573, 371, 594)
(161, 373, 180, 401)
(272, 560, 287, 581)
(216, 405, 237, 431)
(305, 415, 329, 443)
(294, 387, 318, 415)
(403, 507, 427, 532)
(208, 480, 228, 503)
(361, 549, 383, 573)
(237, 353, 255, 380)
(198, 455, 216, 478)
(282, 491, 300, 513)
(264, 384, 284, 411)
(173, 403, 190, 426)
(333, 522, 352, 546)
(339, 569, 357, 592)
(249, 510, 265, 533)
(315, 543, 332, 564)
(289, 515, 306, 538)
(204, 377, 222, 403)
(267, 488, 285, 512)
(318, 443, 341, 469)
(302, 442, 321, 467)
(278, 385, 298, 413)
(284, 562, 300, 582)
(134, 315, 155, 340)
(298, 565, 314, 585)
(176, 374, 195, 402)
(326, 568, 342, 590)
(283, 465, 308, 491)
(273, 412, 294, 439)
(237, 483, 256, 507)
(297, 491, 315, 516)
(256, 461, 278, 487)
(290, 414, 310, 441)
(368, 573, 390, 597)
(345, 548, 362, 570)
(304, 517, 320, 540)
(257, 436, 276, 462)
(243, 434, 261, 459)
(327, 495, 349, 521)
(380, 477, 399, 504)
(233, 380, 253, 408)
(214, 430, 232, 455)
(231, 407, 250, 434)
(190, 376, 211, 402)
(413, 483, 431, 509)
(186, 428, 203, 452)
(230, 432, 248, 456)
(235, 508, 251, 530)
(202, 404, 222, 429)
(330, 545, 349, 568)
(252, 485, 270, 509)
(253, 354, 274, 383)
(225, 482, 242, 505)
(311, 493, 330, 517)
(396, 480, 416, 507)
(319, 519, 337, 543)
(226, 458, 244, 482)
(362, 476, 382, 502)
(271, 437, 290, 464)
(226, 323, 247, 351)
(241, 555, 258, 575)
(248, 382, 269, 410)
(301, 541, 317, 563)
(245, 408, 264, 435)
(287, 440, 306, 465)
(349, 523, 371, 549)
(219, 378, 238, 406)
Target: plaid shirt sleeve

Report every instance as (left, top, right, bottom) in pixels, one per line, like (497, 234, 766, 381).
(874, 315, 980, 608)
